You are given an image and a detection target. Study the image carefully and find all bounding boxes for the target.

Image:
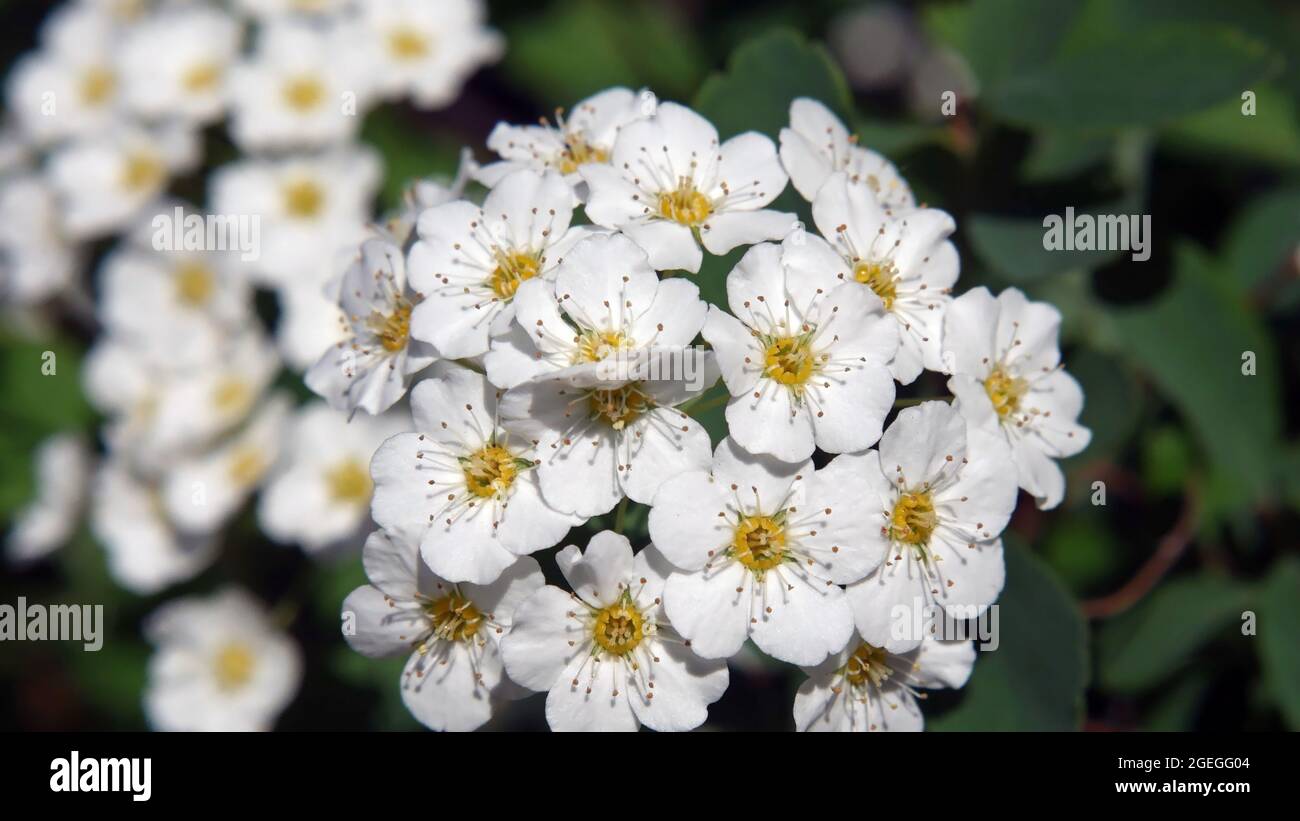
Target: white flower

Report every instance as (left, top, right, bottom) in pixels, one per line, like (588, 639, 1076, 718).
(144, 587, 302, 732)
(162, 393, 293, 534)
(501, 531, 729, 732)
(842, 400, 1018, 653)
(350, 0, 502, 108)
(406, 167, 597, 359)
(793, 631, 974, 732)
(276, 274, 351, 372)
(489, 232, 715, 517)
(233, 0, 353, 21)
(6, 435, 92, 564)
(342, 528, 543, 732)
(306, 238, 438, 416)
(227, 20, 373, 152)
(118, 5, 240, 124)
(98, 223, 254, 369)
(369, 365, 583, 585)
(582, 101, 793, 273)
(943, 286, 1092, 510)
(783, 171, 958, 384)
(701, 242, 898, 462)
(258, 402, 407, 554)
(47, 123, 198, 239)
(0, 174, 82, 306)
(91, 461, 218, 595)
(648, 437, 884, 666)
(478, 87, 646, 191)
(5, 4, 124, 145)
(209, 146, 381, 288)
(779, 97, 915, 210)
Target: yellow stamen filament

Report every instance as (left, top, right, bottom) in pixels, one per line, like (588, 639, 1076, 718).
(983, 365, 1028, 420)
(574, 328, 631, 364)
(174, 261, 215, 307)
(763, 334, 816, 386)
(658, 180, 712, 226)
(214, 642, 256, 690)
(325, 459, 372, 503)
(427, 593, 483, 642)
(488, 250, 540, 300)
(732, 515, 787, 571)
(843, 642, 892, 688)
(853, 260, 898, 310)
(461, 445, 519, 499)
(592, 595, 645, 656)
(369, 299, 412, 352)
(889, 490, 937, 547)
(558, 137, 608, 175)
(588, 384, 650, 430)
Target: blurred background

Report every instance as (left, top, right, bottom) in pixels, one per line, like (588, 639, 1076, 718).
(1, 0, 1297, 731)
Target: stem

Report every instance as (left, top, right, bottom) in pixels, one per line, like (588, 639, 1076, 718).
(613, 497, 629, 535)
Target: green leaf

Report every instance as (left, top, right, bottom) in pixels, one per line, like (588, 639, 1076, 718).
(1162, 85, 1300, 169)
(1221, 185, 1300, 308)
(961, 0, 1087, 91)
(1258, 558, 1300, 728)
(854, 118, 948, 156)
(1020, 130, 1113, 181)
(360, 110, 464, 210)
(1042, 515, 1119, 595)
(928, 538, 1088, 731)
(1141, 426, 1195, 496)
(988, 24, 1279, 129)
(1063, 348, 1140, 461)
(1097, 573, 1253, 692)
(693, 27, 852, 140)
(966, 210, 1123, 283)
(1114, 243, 1282, 501)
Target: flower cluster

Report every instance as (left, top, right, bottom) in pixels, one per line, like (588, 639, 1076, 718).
(339, 92, 1092, 731)
(1, 0, 502, 731)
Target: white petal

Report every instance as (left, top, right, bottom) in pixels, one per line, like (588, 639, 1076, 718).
(749, 570, 854, 666)
(500, 585, 585, 691)
(555, 531, 634, 608)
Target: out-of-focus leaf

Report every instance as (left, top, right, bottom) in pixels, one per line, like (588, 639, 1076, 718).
(502, 0, 705, 107)
(854, 118, 947, 156)
(1222, 186, 1300, 309)
(928, 538, 1088, 731)
(361, 111, 463, 209)
(1042, 515, 1118, 595)
(1097, 573, 1253, 692)
(0, 334, 94, 435)
(961, 0, 1086, 92)
(693, 27, 852, 140)
(1021, 130, 1113, 181)
(1143, 669, 1212, 731)
(1114, 244, 1282, 502)
(988, 25, 1278, 129)
(1162, 86, 1300, 169)
(1258, 558, 1300, 729)
(1141, 426, 1194, 496)
(967, 211, 1123, 283)
(1061, 347, 1140, 460)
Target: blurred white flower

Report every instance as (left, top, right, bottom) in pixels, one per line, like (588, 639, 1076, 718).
(943, 287, 1092, 510)
(350, 0, 502, 109)
(648, 438, 879, 666)
(161, 393, 293, 534)
(369, 365, 583, 585)
(47, 123, 198, 239)
(118, 4, 241, 125)
(701, 243, 898, 462)
(782, 170, 958, 384)
(842, 401, 1017, 653)
(490, 232, 716, 516)
(6, 4, 125, 145)
(306, 238, 438, 416)
(143, 587, 301, 732)
(407, 167, 597, 359)
(227, 19, 373, 152)
(342, 528, 543, 731)
(6, 434, 92, 564)
(91, 461, 218, 595)
(794, 632, 974, 732)
(779, 97, 915, 209)
(0, 173, 82, 305)
(258, 402, 406, 553)
(501, 531, 729, 732)
(582, 101, 792, 273)
(478, 87, 646, 191)
(232, 0, 354, 22)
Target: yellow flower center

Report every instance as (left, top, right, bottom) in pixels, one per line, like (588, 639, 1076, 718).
(79, 66, 116, 105)
(853, 260, 898, 310)
(369, 299, 413, 353)
(732, 515, 788, 571)
(182, 61, 221, 93)
(487, 250, 540, 300)
(843, 642, 892, 688)
(889, 490, 937, 547)
(282, 178, 324, 219)
(983, 365, 1028, 420)
(461, 445, 520, 499)
(426, 593, 483, 642)
(763, 334, 816, 386)
(212, 377, 252, 414)
(325, 458, 372, 503)
(282, 75, 325, 112)
(387, 28, 430, 60)
(658, 181, 712, 227)
(574, 328, 631, 363)
(228, 447, 266, 486)
(558, 137, 608, 175)
(120, 151, 164, 193)
(214, 642, 256, 691)
(592, 596, 645, 656)
(588, 384, 651, 430)
(174, 261, 215, 307)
